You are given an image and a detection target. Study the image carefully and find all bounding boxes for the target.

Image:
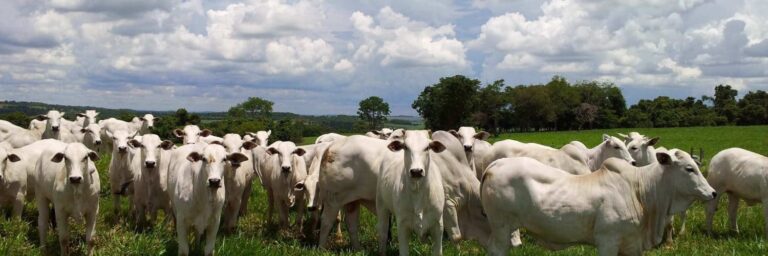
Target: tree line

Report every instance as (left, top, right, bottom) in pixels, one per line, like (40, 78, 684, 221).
(412, 75, 768, 133)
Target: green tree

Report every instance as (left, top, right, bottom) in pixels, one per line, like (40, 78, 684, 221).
(174, 108, 200, 126)
(412, 75, 480, 130)
(713, 84, 739, 124)
(229, 97, 273, 121)
(0, 112, 31, 127)
(737, 90, 768, 125)
(474, 80, 505, 134)
(357, 96, 390, 130)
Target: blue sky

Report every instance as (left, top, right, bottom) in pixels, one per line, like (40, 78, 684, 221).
(1, 0, 767, 115)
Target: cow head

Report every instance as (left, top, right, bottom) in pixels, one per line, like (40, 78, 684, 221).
(247, 130, 271, 148)
(129, 134, 173, 169)
(77, 110, 99, 126)
(221, 134, 255, 168)
(107, 129, 138, 154)
(621, 132, 660, 166)
(80, 123, 103, 146)
(0, 147, 21, 182)
(139, 114, 159, 130)
(388, 130, 445, 179)
(302, 171, 321, 211)
(186, 143, 246, 189)
(51, 143, 99, 185)
(174, 125, 212, 145)
(601, 134, 636, 166)
(266, 141, 305, 174)
(449, 126, 490, 153)
(37, 110, 65, 133)
(656, 149, 716, 202)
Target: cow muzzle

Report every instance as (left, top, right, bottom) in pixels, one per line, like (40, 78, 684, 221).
(208, 178, 222, 188)
(463, 145, 473, 152)
(145, 161, 156, 168)
(118, 146, 128, 153)
(94, 140, 102, 145)
(52, 126, 60, 132)
(281, 166, 291, 173)
(69, 176, 82, 184)
(630, 161, 637, 166)
(409, 168, 425, 178)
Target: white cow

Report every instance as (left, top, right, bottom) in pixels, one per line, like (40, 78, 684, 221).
(106, 129, 139, 217)
(0, 120, 43, 148)
(364, 128, 394, 139)
(0, 146, 22, 217)
(168, 143, 245, 256)
(35, 142, 100, 256)
(264, 141, 308, 229)
(69, 123, 103, 151)
(705, 148, 768, 238)
(128, 134, 174, 227)
(0, 120, 27, 141)
(131, 114, 159, 135)
(99, 118, 136, 152)
(246, 130, 271, 148)
(220, 134, 257, 232)
(36, 110, 67, 140)
(173, 125, 212, 145)
(480, 149, 716, 256)
(618, 132, 660, 166)
(315, 133, 346, 144)
(376, 130, 446, 256)
(201, 135, 224, 144)
(479, 140, 591, 175)
(448, 127, 490, 176)
(564, 134, 637, 170)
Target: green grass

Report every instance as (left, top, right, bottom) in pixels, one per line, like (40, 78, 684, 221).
(1, 125, 766, 255)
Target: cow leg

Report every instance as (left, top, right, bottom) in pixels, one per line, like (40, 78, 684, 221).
(295, 192, 306, 231)
(112, 194, 121, 220)
(277, 198, 289, 229)
(55, 210, 70, 256)
(239, 182, 253, 216)
(376, 207, 391, 256)
(443, 200, 461, 242)
(85, 209, 98, 256)
(763, 197, 768, 239)
(677, 211, 688, 235)
(727, 193, 740, 233)
(396, 217, 410, 256)
(510, 229, 522, 247)
(344, 202, 361, 250)
(176, 223, 190, 256)
(318, 203, 341, 249)
(12, 194, 24, 219)
(204, 218, 221, 256)
(266, 188, 275, 226)
(595, 235, 620, 256)
(430, 219, 443, 256)
(705, 191, 721, 234)
(487, 223, 512, 256)
(37, 199, 50, 248)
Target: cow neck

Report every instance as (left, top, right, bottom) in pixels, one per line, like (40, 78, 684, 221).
(586, 141, 608, 171)
(623, 163, 673, 250)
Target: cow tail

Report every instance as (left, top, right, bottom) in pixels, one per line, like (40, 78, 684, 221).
(479, 167, 493, 217)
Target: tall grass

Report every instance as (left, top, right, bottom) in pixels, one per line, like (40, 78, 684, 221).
(1, 125, 766, 255)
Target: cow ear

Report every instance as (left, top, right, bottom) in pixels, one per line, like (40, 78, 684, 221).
(187, 152, 202, 162)
(228, 152, 249, 163)
(160, 140, 174, 150)
(242, 141, 257, 150)
(139, 117, 146, 121)
(429, 141, 446, 153)
(646, 137, 660, 146)
(77, 113, 87, 118)
(617, 133, 628, 140)
(602, 134, 611, 142)
(200, 129, 212, 137)
(173, 129, 185, 138)
(387, 141, 404, 152)
(293, 148, 306, 156)
(656, 152, 673, 165)
(51, 153, 65, 163)
(266, 147, 279, 155)
(267, 130, 271, 136)
(36, 115, 49, 121)
(80, 128, 89, 133)
(7, 154, 21, 162)
(105, 130, 114, 138)
(448, 130, 460, 138)
(474, 131, 490, 141)
(370, 130, 382, 136)
(87, 151, 100, 162)
(209, 140, 223, 146)
(128, 139, 142, 148)
(154, 117, 161, 121)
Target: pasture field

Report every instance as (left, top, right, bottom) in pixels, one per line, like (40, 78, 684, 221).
(1, 125, 766, 255)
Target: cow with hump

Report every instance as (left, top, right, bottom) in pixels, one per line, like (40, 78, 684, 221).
(480, 148, 716, 256)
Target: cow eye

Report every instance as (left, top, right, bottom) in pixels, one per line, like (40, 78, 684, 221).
(685, 166, 695, 173)
(630, 147, 638, 150)
(613, 146, 620, 150)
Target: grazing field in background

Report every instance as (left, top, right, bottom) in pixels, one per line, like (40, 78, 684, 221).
(1, 125, 766, 255)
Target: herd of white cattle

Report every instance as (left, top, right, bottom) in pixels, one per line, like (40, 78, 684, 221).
(0, 110, 766, 256)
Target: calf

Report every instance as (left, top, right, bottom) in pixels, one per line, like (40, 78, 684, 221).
(376, 130, 446, 256)
(174, 125, 212, 145)
(220, 134, 256, 232)
(36, 110, 67, 140)
(264, 141, 308, 229)
(132, 114, 159, 135)
(76, 110, 99, 127)
(128, 134, 174, 227)
(480, 149, 716, 255)
(448, 127, 490, 176)
(619, 132, 660, 166)
(106, 129, 139, 218)
(565, 134, 637, 170)
(35, 142, 100, 256)
(168, 143, 245, 256)
(705, 148, 768, 238)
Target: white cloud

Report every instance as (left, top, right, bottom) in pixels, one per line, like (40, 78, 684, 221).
(264, 37, 335, 75)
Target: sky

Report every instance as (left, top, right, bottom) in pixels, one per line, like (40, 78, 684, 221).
(1, 0, 767, 115)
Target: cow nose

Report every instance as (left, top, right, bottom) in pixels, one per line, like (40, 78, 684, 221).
(69, 176, 82, 184)
(208, 178, 221, 188)
(294, 183, 305, 191)
(118, 146, 127, 153)
(52, 126, 60, 131)
(711, 192, 718, 199)
(410, 168, 425, 178)
(631, 161, 637, 166)
(145, 161, 156, 168)
(463, 145, 472, 152)
(308, 206, 318, 212)
(94, 140, 102, 145)
(281, 166, 291, 173)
